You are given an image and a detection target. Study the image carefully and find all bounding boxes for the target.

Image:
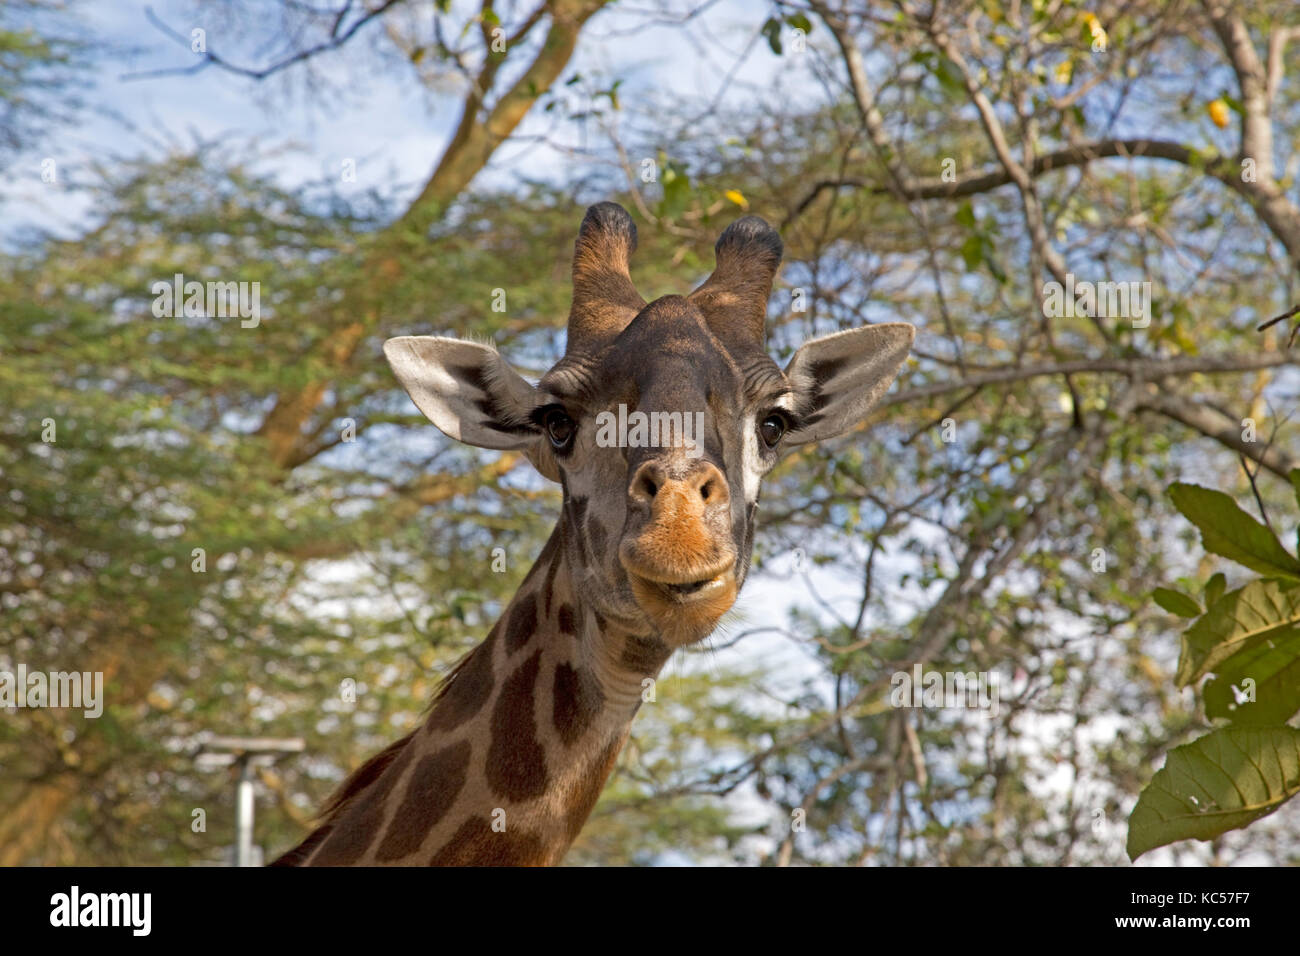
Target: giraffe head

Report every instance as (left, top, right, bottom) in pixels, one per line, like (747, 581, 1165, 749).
(385, 203, 913, 647)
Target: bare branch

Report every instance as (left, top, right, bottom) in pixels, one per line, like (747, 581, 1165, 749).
(882, 353, 1299, 409)
(1202, 0, 1274, 179)
(124, 1, 407, 82)
(1266, 26, 1295, 105)
(1137, 391, 1298, 478)
(784, 138, 1236, 226)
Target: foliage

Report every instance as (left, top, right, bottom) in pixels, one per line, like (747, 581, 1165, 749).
(1129, 476, 1300, 860)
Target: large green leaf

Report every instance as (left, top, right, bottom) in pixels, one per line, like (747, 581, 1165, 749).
(1153, 587, 1201, 618)
(1203, 626, 1300, 725)
(1168, 483, 1300, 580)
(1127, 727, 1300, 861)
(1176, 579, 1300, 685)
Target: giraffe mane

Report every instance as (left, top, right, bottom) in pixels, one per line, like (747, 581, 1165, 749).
(268, 729, 417, 865)
(317, 730, 418, 821)
(284, 641, 488, 842)
(420, 640, 487, 716)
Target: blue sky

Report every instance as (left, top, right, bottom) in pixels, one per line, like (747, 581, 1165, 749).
(3, 0, 819, 242)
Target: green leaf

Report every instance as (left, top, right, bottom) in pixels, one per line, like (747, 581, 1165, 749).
(1177, 578, 1300, 685)
(1153, 587, 1201, 618)
(1203, 572, 1226, 607)
(1127, 726, 1300, 860)
(1289, 467, 1300, 508)
(934, 56, 965, 93)
(1203, 626, 1300, 725)
(954, 200, 976, 230)
(1168, 483, 1300, 579)
(761, 17, 782, 55)
(658, 161, 692, 220)
(785, 12, 812, 34)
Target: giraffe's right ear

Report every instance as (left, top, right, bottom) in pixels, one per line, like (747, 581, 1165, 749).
(383, 336, 543, 452)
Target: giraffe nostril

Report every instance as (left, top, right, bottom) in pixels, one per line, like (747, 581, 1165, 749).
(630, 462, 666, 504)
(695, 466, 728, 507)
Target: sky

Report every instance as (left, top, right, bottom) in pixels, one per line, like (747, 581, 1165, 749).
(3, 0, 818, 242)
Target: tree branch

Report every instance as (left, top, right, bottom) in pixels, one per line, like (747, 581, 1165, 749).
(1137, 390, 1298, 478)
(784, 138, 1237, 226)
(881, 351, 1298, 409)
(124, 1, 407, 81)
(256, 0, 605, 468)
(1203, 0, 1274, 180)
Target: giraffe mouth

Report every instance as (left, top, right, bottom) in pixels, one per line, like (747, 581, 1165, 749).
(649, 571, 731, 604)
(621, 557, 736, 604)
(621, 558, 738, 645)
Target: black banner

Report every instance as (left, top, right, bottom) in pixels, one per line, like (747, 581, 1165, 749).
(3, 865, 1282, 943)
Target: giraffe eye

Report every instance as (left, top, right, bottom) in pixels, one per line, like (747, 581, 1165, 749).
(543, 408, 575, 448)
(759, 412, 787, 448)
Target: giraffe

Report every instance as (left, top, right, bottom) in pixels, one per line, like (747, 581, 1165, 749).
(272, 202, 914, 866)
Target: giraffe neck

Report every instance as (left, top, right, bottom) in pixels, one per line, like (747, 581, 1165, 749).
(294, 524, 671, 866)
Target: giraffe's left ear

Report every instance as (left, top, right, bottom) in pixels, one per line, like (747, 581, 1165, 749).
(383, 336, 544, 452)
(781, 323, 915, 446)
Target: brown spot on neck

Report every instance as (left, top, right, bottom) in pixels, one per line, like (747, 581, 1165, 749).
(585, 514, 608, 560)
(543, 538, 562, 614)
(621, 633, 671, 674)
(374, 740, 472, 862)
(552, 661, 605, 746)
(308, 742, 416, 866)
(486, 649, 548, 801)
(504, 592, 538, 653)
(428, 817, 549, 867)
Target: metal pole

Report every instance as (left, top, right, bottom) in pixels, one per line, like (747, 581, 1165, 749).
(235, 757, 255, 867)
(193, 735, 302, 866)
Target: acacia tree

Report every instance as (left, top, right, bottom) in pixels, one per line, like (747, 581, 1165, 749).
(644, 0, 1300, 864)
(541, 0, 1300, 864)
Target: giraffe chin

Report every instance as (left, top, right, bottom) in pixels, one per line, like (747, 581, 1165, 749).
(624, 564, 738, 647)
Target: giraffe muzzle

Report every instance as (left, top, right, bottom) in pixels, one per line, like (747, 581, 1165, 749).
(622, 562, 738, 646)
(618, 457, 739, 641)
